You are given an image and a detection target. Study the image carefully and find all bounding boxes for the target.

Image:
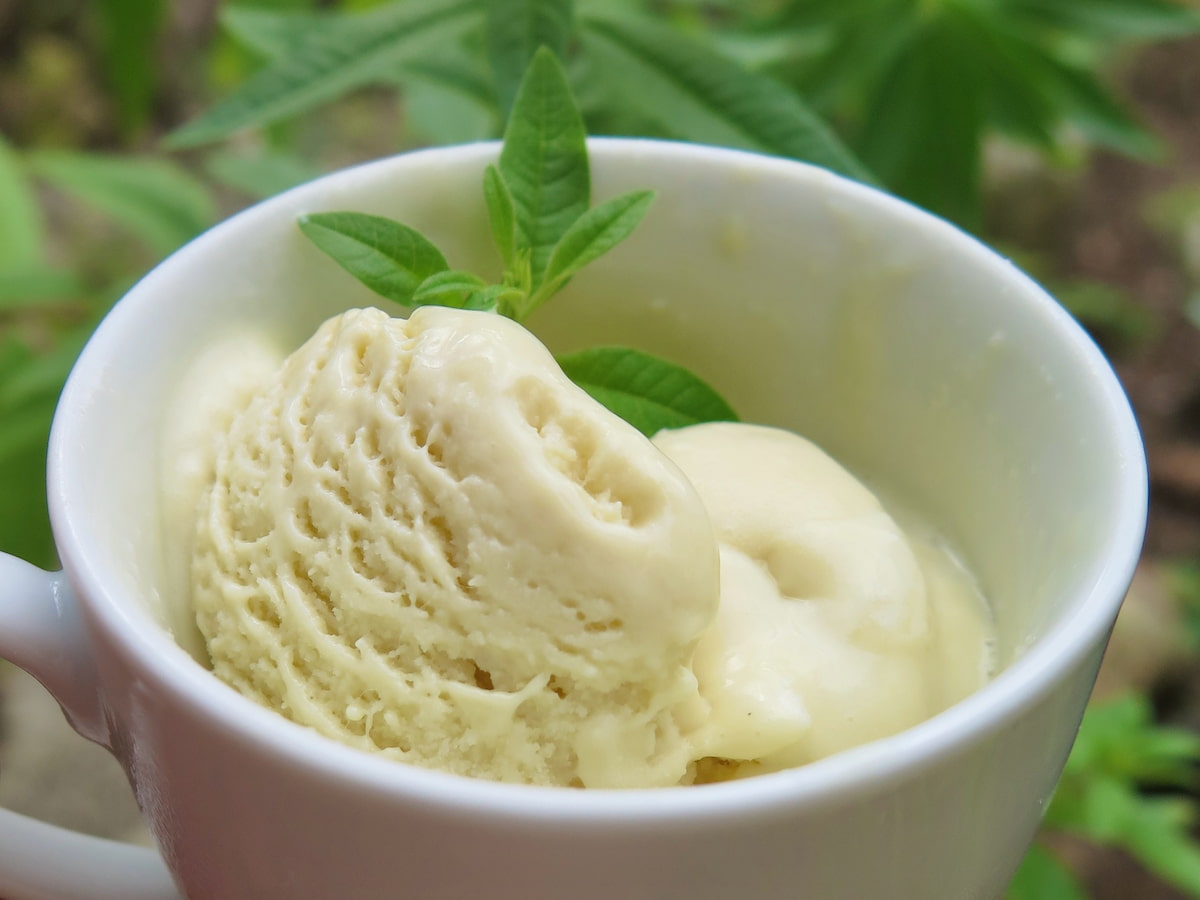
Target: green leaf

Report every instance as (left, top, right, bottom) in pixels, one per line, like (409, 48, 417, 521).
(947, 6, 1059, 149)
(167, 0, 480, 148)
(0, 136, 43, 270)
(403, 76, 497, 145)
(709, 26, 823, 72)
(1057, 774, 1200, 895)
(854, 15, 984, 228)
(205, 150, 323, 200)
(942, 3, 1161, 160)
(1064, 694, 1200, 786)
(298, 212, 449, 306)
(1003, 0, 1200, 39)
(30, 151, 215, 256)
(579, 12, 873, 183)
(773, 7, 915, 116)
(1039, 57, 1161, 159)
(1122, 796, 1200, 895)
(466, 283, 524, 313)
(221, 5, 331, 59)
(499, 47, 591, 289)
(411, 269, 488, 306)
(0, 265, 84, 311)
(557, 346, 738, 436)
(401, 55, 499, 109)
(486, 0, 576, 114)
(96, 0, 167, 135)
(399, 49, 501, 143)
(483, 164, 518, 269)
(571, 47, 675, 139)
(1006, 844, 1088, 900)
(531, 189, 653, 313)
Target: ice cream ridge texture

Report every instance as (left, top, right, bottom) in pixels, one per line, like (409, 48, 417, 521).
(188, 306, 989, 788)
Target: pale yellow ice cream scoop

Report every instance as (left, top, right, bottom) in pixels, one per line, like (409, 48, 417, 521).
(191, 306, 719, 788)
(653, 423, 990, 775)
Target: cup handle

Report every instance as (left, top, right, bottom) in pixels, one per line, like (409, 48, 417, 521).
(0, 552, 180, 900)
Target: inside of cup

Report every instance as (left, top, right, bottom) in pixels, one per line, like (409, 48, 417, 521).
(56, 140, 1140, 679)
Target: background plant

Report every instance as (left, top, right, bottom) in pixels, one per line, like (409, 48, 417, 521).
(2, 0, 1199, 895)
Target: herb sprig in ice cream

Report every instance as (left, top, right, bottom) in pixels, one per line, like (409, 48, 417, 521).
(173, 49, 992, 789)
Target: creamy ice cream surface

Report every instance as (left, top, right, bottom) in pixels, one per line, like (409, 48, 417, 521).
(172, 305, 992, 788)
(653, 424, 991, 775)
(189, 306, 718, 788)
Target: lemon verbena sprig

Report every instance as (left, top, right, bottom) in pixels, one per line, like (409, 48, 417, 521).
(298, 47, 736, 436)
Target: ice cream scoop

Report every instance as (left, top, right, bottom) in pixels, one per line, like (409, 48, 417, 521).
(191, 306, 719, 788)
(653, 423, 991, 774)
(187, 305, 992, 790)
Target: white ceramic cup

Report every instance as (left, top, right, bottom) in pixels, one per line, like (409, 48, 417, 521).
(0, 140, 1146, 900)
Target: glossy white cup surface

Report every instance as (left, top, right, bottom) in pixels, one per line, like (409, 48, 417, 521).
(0, 140, 1146, 900)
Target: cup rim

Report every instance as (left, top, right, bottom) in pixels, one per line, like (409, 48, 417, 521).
(48, 138, 1148, 823)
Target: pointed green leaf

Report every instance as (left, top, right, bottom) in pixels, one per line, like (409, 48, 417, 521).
(499, 47, 590, 288)
(855, 16, 984, 228)
(221, 5, 333, 59)
(30, 151, 215, 256)
(953, 6, 1161, 160)
(1040, 57, 1161, 159)
(97, 0, 167, 135)
(411, 269, 488, 307)
(557, 346, 738, 436)
(402, 55, 499, 108)
(1003, 0, 1200, 39)
(298, 212, 449, 306)
(0, 137, 42, 269)
(947, 6, 1059, 149)
(579, 12, 872, 183)
(486, 0, 576, 114)
(483, 164, 518, 268)
(532, 189, 653, 312)
(167, 0, 479, 148)
(223, 5, 501, 115)
(774, 8, 916, 116)
(466, 283, 524, 313)
(1006, 844, 1088, 900)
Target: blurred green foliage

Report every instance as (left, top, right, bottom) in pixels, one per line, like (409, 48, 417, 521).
(2, 1, 1199, 895)
(1011, 694, 1200, 898)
